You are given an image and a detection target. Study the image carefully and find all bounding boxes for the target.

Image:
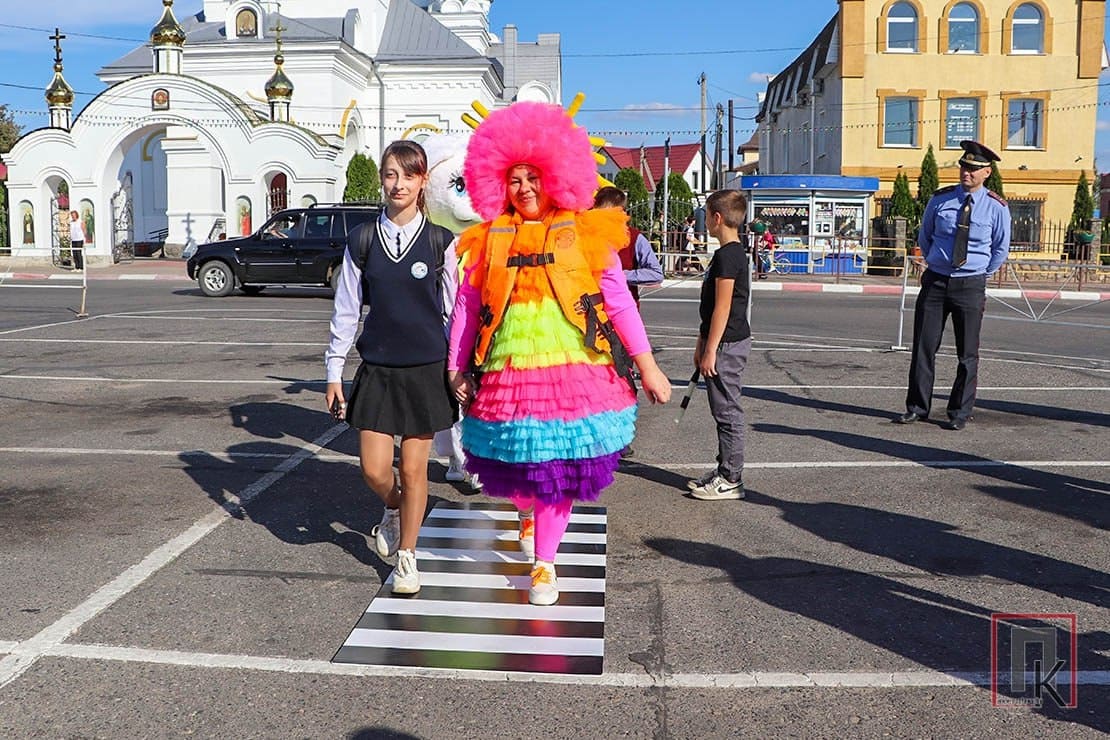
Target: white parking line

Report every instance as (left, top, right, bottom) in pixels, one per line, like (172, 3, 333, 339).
(0, 338, 324, 347)
(20, 643, 1110, 689)
(0, 423, 348, 690)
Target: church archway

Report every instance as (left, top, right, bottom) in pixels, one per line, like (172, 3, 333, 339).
(267, 172, 289, 216)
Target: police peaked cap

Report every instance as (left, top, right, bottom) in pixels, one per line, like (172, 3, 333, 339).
(958, 140, 1001, 168)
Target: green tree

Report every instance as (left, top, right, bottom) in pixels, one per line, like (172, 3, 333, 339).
(653, 172, 695, 228)
(890, 171, 916, 220)
(1069, 171, 1094, 232)
(915, 144, 938, 219)
(613, 167, 651, 232)
(0, 104, 21, 153)
(342, 153, 380, 203)
(985, 161, 1005, 198)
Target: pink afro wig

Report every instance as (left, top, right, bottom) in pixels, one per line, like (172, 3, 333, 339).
(464, 101, 598, 221)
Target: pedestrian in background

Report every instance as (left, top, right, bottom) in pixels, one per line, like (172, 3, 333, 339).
(68, 210, 85, 270)
(897, 139, 1011, 431)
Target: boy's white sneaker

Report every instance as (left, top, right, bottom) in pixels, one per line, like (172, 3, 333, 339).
(690, 474, 745, 501)
(518, 511, 535, 561)
(371, 508, 401, 558)
(391, 549, 420, 594)
(686, 469, 717, 491)
(466, 472, 482, 491)
(529, 561, 558, 605)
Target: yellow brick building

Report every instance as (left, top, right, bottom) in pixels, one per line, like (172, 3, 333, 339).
(756, 0, 1106, 252)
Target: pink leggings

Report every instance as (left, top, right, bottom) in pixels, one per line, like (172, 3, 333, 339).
(509, 494, 573, 563)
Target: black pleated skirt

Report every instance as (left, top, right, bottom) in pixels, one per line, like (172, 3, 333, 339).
(345, 360, 457, 437)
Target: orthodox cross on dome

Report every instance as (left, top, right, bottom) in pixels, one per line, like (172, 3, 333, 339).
(50, 27, 65, 67)
(270, 5, 287, 57)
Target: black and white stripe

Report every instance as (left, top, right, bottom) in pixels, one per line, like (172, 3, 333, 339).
(333, 501, 607, 675)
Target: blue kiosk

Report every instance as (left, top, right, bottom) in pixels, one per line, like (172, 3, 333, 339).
(739, 175, 880, 275)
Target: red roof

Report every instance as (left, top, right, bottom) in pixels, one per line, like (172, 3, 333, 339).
(602, 142, 702, 192)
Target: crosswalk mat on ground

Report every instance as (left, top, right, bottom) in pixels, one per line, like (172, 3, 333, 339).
(333, 500, 607, 675)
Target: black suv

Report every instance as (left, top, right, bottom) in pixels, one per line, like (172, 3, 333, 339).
(185, 204, 380, 297)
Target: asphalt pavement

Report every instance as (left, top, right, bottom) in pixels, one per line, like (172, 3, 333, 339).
(0, 275, 1106, 738)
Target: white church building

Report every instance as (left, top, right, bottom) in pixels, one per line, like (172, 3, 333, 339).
(2, 0, 562, 263)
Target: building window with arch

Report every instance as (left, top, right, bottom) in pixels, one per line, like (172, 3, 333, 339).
(947, 2, 980, 53)
(944, 98, 980, 147)
(881, 96, 920, 147)
(1011, 3, 1044, 54)
(886, 2, 919, 52)
(1006, 98, 1044, 148)
(236, 9, 258, 39)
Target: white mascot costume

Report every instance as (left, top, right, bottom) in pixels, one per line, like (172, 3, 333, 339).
(423, 132, 483, 490)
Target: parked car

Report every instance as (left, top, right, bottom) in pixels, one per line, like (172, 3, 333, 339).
(185, 203, 381, 297)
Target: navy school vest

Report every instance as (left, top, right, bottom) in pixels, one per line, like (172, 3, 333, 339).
(353, 220, 450, 368)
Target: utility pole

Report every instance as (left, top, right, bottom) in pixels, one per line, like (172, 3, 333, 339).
(728, 99, 735, 174)
(662, 137, 671, 269)
(699, 72, 707, 194)
(715, 103, 724, 189)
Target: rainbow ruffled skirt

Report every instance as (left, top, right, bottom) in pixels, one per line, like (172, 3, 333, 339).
(461, 294, 636, 503)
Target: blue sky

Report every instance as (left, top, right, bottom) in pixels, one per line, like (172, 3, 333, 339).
(2, 0, 1109, 166)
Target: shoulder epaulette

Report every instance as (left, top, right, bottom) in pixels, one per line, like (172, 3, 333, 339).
(986, 189, 1007, 207)
(934, 184, 958, 195)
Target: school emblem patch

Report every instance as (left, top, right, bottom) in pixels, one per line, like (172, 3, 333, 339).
(411, 261, 429, 279)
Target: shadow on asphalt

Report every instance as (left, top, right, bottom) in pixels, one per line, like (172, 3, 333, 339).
(752, 423, 1110, 530)
(180, 401, 384, 583)
(644, 536, 1109, 733)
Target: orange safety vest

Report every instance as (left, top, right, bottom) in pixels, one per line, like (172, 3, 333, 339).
(459, 209, 629, 370)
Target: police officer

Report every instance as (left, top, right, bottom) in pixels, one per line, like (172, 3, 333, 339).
(897, 140, 1011, 431)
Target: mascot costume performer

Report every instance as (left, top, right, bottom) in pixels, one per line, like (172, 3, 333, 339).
(423, 132, 484, 490)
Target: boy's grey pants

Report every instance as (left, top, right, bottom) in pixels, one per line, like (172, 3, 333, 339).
(705, 337, 751, 484)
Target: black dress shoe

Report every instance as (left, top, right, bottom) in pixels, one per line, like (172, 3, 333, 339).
(945, 417, 967, 431)
(896, 411, 926, 424)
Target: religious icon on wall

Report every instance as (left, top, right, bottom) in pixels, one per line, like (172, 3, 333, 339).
(80, 199, 95, 246)
(236, 196, 252, 236)
(20, 202, 34, 244)
(152, 88, 170, 111)
(236, 9, 258, 38)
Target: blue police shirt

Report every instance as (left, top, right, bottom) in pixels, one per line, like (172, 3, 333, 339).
(919, 185, 1011, 277)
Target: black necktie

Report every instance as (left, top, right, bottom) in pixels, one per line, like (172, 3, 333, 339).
(952, 194, 971, 268)
(395, 232, 402, 258)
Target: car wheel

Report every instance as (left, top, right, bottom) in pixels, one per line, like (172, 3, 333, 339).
(329, 266, 341, 294)
(198, 261, 234, 297)
(240, 285, 264, 296)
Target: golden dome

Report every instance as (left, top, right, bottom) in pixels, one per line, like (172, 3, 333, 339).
(45, 64, 74, 106)
(150, 0, 186, 47)
(265, 55, 294, 100)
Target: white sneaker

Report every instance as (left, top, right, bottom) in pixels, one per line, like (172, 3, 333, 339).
(518, 511, 535, 561)
(686, 469, 717, 491)
(445, 460, 467, 482)
(690, 474, 745, 501)
(529, 561, 558, 605)
(371, 508, 400, 558)
(466, 472, 483, 491)
(392, 549, 420, 594)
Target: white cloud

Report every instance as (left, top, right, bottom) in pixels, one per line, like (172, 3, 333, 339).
(1096, 119, 1110, 132)
(748, 72, 775, 84)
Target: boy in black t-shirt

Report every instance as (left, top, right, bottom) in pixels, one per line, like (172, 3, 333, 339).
(688, 190, 752, 501)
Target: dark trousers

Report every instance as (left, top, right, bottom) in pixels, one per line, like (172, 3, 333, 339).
(905, 270, 987, 421)
(71, 240, 84, 270)
(706, 337, 751, 483)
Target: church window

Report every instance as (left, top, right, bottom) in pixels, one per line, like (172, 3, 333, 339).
(236, 9, 258, 39)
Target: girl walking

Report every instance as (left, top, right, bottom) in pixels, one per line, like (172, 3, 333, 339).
(325, 139, 458, 595)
